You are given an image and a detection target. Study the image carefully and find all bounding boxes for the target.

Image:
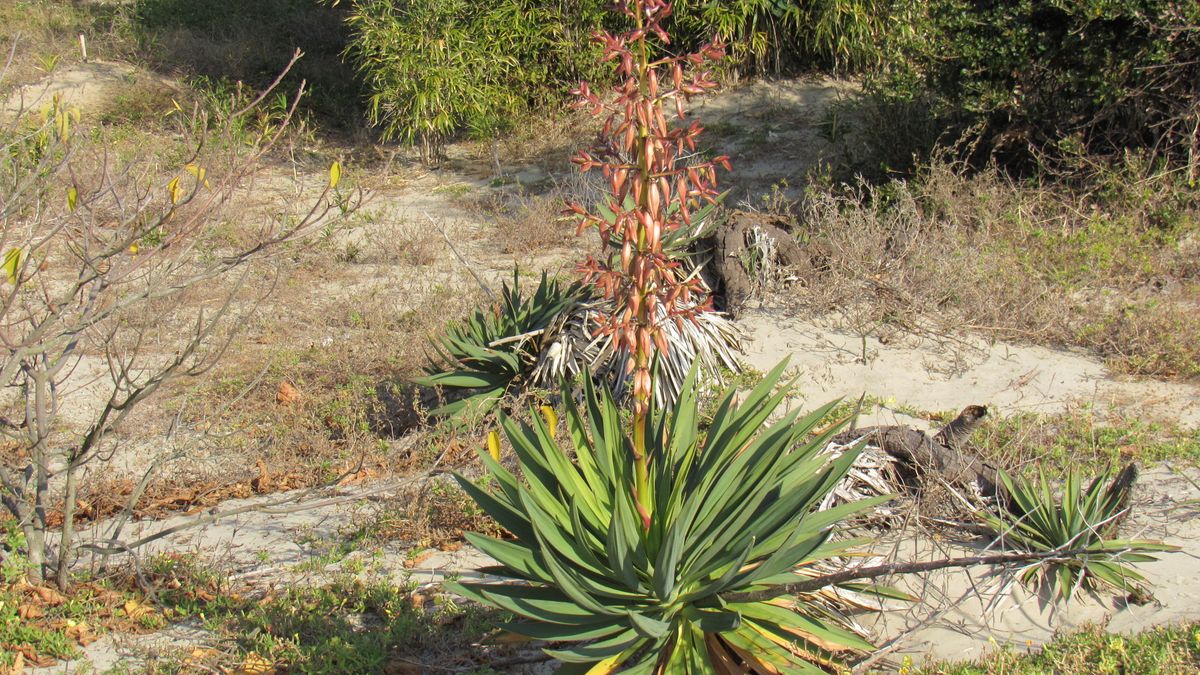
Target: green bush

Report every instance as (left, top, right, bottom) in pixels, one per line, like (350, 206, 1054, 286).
(669, 0, 892, 74)
(874, 0, 1200, 170)
(337, 0, 891, 153)
(339, 0, 608, 159)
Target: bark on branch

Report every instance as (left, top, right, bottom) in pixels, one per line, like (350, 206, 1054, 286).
(723, 546, 1117, 604)
(833, 404, 1001, 498)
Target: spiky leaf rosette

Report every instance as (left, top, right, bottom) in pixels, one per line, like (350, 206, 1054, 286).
(449, 360, 889, 672)
(980, 465, 1178, 600)
(414, 271, 585, 419)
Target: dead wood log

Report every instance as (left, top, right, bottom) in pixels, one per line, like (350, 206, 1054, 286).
(832, 405, 1000, 498)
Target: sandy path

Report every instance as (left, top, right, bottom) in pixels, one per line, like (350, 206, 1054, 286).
(741, 309, 1200, 428)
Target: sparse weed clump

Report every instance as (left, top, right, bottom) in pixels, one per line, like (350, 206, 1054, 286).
(785, 156, 1200, 379)
(917, 621, 1200, 674)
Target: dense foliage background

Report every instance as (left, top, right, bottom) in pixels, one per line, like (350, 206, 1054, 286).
(132, 0, 1198, 174)
(874, 0, 1200, 171)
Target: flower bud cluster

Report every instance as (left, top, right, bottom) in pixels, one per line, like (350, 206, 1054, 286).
(566, 0, 729, 413)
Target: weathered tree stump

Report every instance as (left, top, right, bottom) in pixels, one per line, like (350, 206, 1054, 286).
(708, 210, 820, 316)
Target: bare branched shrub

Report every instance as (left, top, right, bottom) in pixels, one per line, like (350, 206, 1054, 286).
(0, 56, 360, 588)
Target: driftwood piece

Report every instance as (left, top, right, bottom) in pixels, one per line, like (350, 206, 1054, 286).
(709, 210, 816, 317)
(832, 405, 1000, 498)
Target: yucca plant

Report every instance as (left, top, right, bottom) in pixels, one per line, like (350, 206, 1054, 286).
(980, 465, 1178, 600)
(414, 272, 585, 419)
(450, 362, 891, 671)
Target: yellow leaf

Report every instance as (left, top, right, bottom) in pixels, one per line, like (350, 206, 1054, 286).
(184, 163, 209, 188)
(539, 405, 558, 430)
(329, 160, 341, 189)
(2, 248, 22, 285)
(486, 431, 501, 462)
(167, 177, 182, 204)
(123, 598, 152, 620)
(585, 651, 628, 674)
(67, 186, 78, 211)
(129, 242, 139, 255)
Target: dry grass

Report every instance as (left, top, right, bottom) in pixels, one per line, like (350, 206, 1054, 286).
(916, 621, 1200, 674)
(782, 157, 1200, 379)
(477, 189, 585, 255)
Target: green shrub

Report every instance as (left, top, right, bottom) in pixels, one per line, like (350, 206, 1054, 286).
(670, 0, 893, 74)
(338, 0, 608, 159)
(337, 0, 892, 153)
(874, 0, 1200, 171)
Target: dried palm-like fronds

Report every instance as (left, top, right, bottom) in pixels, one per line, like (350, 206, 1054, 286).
(419, 274, 743, 418)
(530, 297, 744, 408)
(819, 441, 905, 524)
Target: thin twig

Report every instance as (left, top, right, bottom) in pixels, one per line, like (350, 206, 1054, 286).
(428, 214, 494, 300)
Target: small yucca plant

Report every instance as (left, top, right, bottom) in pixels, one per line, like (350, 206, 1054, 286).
(415, 271, 585, 418)
(980, 465, 1178, 600)
(450, 363, 889, 671)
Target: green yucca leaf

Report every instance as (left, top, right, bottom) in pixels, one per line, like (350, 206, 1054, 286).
(463, 532, 546, 579)
(734, 599, 875, 653)
(452, 474, 535, 543)
(417, 270, 585, 420)
(543, 628, 645, 663)
(982, 463, 1178, 600)
(451, 360, 885, 670)
(499, 619, 630, 642)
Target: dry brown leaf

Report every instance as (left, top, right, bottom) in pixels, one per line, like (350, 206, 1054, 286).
(275, 380, 301, 405)
(234, 652, 276, 675)
(184, 647, 221, 665)
(14, 644, 54, 668)
(251, 458, 271, 494)
(124, 598, 153, 620)
(403, 550, 435, 569)
(17, 603, 44, 620)
(407, 591, 430, 609)
(65, 620, 100, 646)
(32, 585, 66, 606)
(1, 651, 23, 675)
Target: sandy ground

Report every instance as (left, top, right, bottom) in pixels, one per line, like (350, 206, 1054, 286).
(1, 61, 175, 121)
(44, 452, 1200, 672)
(741, 309, 1200, 429)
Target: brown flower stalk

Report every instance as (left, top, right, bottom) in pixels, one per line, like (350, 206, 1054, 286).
(567, 0, 728, 528)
